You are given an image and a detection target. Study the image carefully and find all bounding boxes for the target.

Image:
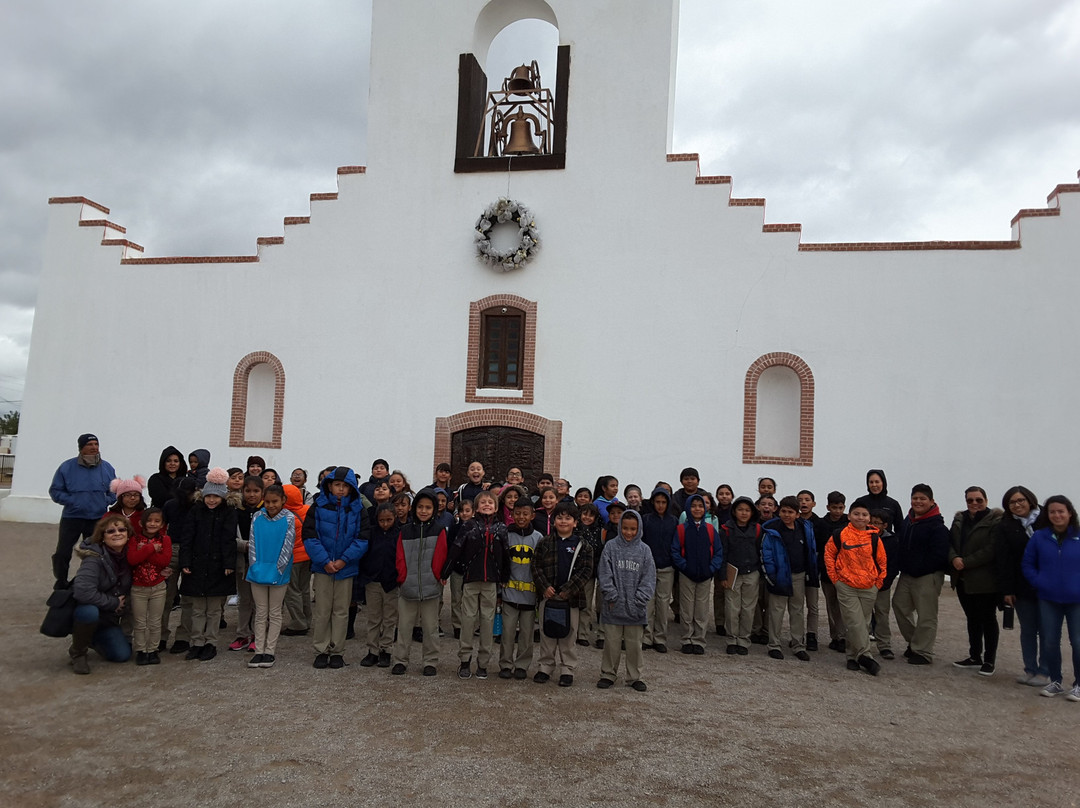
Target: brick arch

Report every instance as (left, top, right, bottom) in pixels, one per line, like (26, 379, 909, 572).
(434, 409, 562, 477)
(229, 351, 285, 449)
(742, 352, 814, 467)
(466, 293, 537, 404)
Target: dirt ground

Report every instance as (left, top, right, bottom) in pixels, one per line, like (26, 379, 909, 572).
(1, 520, 1077, 808)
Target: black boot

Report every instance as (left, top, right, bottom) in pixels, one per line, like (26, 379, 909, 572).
(69, 620, 97, 675)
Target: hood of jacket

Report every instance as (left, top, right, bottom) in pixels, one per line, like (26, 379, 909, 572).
(158, 445, 188, 476)
(683, 493, 705, 518)
(618, 508, 644, 543)
(866, 469, 888, 495)
(189, 449, 211, 469)
(317, 466, 360, 502)
(410, 488, 439, 523)
(728, 496, 759, 525)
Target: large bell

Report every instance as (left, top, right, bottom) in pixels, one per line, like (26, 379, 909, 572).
(504, 112, 540, 155)
(506, 64, 538, 95)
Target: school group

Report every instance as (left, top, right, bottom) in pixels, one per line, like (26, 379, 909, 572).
(48, 436, 1080, 698)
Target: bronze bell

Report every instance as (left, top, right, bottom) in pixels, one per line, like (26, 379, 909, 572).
(506, 64, 537, 95)
(504, 111, 540, 155)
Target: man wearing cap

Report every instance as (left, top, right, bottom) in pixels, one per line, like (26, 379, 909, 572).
(48, 433, 117, 588)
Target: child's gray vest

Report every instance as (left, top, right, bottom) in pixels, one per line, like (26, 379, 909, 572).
(399, 530, 441, 601)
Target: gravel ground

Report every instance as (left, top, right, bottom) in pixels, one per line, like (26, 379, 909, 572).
(1, 520, 1076, 808)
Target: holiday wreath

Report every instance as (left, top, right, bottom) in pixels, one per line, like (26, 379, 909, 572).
(474, 198, 539, 271)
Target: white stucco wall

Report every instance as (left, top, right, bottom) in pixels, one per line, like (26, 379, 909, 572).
(4, 0, 1079, 524)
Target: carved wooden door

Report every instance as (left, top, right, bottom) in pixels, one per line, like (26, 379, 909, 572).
(450, 426, 545, 490)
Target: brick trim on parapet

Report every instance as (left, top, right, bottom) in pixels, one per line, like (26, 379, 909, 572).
(433, 410, 562, 479)
(229, 351, 286, 449)
(743, 352, 814, 467)
(465, 294, 537, 405)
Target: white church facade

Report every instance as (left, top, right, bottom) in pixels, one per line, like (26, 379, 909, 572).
(4, 0, 1079, 523)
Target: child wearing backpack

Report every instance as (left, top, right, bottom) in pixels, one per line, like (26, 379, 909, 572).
(671, 494, 725, 654)
(720, 497, 762, 655)
(825, 504, 888, 675)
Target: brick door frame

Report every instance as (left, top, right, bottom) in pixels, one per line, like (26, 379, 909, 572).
(434, 409, 562, 479)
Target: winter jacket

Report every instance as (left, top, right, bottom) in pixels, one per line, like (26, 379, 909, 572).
(73, 542, 131, 615)
(179, 500, 238, 597)
(897, 506, 950, 578)
(186, 449, 211, 489)
(358, 474, 389, 503)
(597, 510, 657, 625)
(147, 446, 188, 509)
(301, 467, 368, 580)
(532, 508, 554, 538)
(995, 511, 1040, 600)
(641, 488, 677, 569)
(443, 512, 510, 584)
(1022, 526, 1080, 604)
(761, 518, 819, 596)
(671, 495, 725, 583)
(578, 520, 604, 579)
(850, 470, 905, 533)
(358, 520, 401, 592)
(246, 508, 296, 587)
(815, 515, 848, 578)
(126, 532, 172, 588)
(396, 518, 448, 601)
(282, 485, 310, 564)
(721, 518, 762, 575)
(532, 532, 595, 609)
(825, 524, 887, 590)
(504, 524, 542, 607)
(49, 456, 116, 519)
(949, 508, 1003, 594)
(879, 527, 900, 589)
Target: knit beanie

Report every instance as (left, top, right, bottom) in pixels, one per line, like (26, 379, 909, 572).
(202, 467, 230, 499)
(78, 433, 99, 449)
(110, 475, 146, 497)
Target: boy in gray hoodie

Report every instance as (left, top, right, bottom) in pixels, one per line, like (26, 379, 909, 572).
(596, 509, 657, 691)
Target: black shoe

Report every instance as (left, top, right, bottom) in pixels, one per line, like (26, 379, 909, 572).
(199, 644, 217, 661)
(596, 678, 614, 689)
(828, 638, 842, 652)
(903, 646, 914, 659)
(558, 674, 574, 687)
(726, 645, 739, 655)
(412, 627, 424, 642)
(642, 643, 654, 651)
(147, 652, 161, 665)
(630, 680, 648, 692)
(795, 650, 810, 662)
(313, 653, 330, 669)
(281, 628, 308, 636)
(185, 646, 203, 661)
(377, 651, 391, 668)
(360, 652, 379, 667)
(423, 665, 437, 676)
(135, 651, 148, 666)
(653, 644, 668, 654)
(768, 649, 784, 660)
(847, 659, 861, 671)
(329, 654, 345, 669)
(475, 668, 488, 679)
(391, 663, 406, 675)
(259, 654, 275, 668)
(533, 671, 550, 684)
(858, 655, 881, 676)
(692, 645, 705, 655)
(458, 663, 472, 680)
(575, 638, 590, 647)
(157, 640, 168, 652)
(453, 628, 461, 639)
(880, 649, 895, 660)
(513, 668, 528, 680)
(836, 638, 846, 652)
(681, 644, 695, 655)
(750, 632, 769, 645)
(170, 640, 190, 655)
(953, 656, 982, 669)
(248, 654, 266, 668)
(499, 668, 513, 679)
(907, 653, 931, 666)
(806, 633, 818, 651)
(595, 639, 605, 650)
(736, 646, 749, 656)
(979, 663, 996, 677)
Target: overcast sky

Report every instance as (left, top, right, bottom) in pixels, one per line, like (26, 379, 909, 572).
(2, 0, 1078, 412)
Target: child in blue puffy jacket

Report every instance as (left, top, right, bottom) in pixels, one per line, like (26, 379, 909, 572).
(245, 484, 295, 669)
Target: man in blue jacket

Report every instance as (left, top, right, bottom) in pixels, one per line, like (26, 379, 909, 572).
(49, 433, 116, 588)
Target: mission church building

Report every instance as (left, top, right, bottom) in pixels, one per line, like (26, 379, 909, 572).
(3, 0, 1079, 523)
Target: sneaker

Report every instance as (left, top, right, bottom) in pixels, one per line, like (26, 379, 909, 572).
(228, 637, 249, 652)
(422, 665, 437, 676)
(880, 649, 895, 660)
(726, 645, 739, 655)
(736, 646, 749, 656)
(199, 644, 217, 661)
(1026, 674, 1051, 688)
(795, 650, 811, 662)
(575, 638, 590, 647)
(185, 646, 203, 661)
(978, 663, 995, 677)
(847, 659, 861, 671)
(750, 632, 769, 645)
(953, 656, 982, 669)
(681, 644, 695, 655)
(805, 632, 818, 651)
(377, 651, 392, 668)
(499, 668, 513, 679)
(596, 678, 614, 689)
(558, 674, 574, 687)
(169, 640, 190, 655)
(653, 644, 668, 654)
(360, 652, 379, 668)
(1041, 681, 1065, 697)
(136, 651, 149, 666)
(1067, 684, 1080, 702)
(828, 638, 846, 653)
(147, 652, 161, 665)
(391, 663, 406, 675)
(907, 653, 931, 666)
(248, 654, 265, 668)
(329, 655, 345, 669)
(259, 655, 275, 668)
(642, 643, 654, 651)
(513, 668, 528, 680)
(247, 639, 256, 652)
(475, 667, 488, 680)
(903, 646, 914, 659)
(630, 680, 648, 692)
(1016, 672, 1036, 685)
(458, 663, 472, 680)
(768, 649, 784, 660)
(533, 671, 550, 684)
(858, 655, 881, 676)
(692, 645, 705, 656)
(313, 653, 330, 669)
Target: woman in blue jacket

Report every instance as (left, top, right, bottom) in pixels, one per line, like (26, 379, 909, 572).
(1022, 495, 1080, 700)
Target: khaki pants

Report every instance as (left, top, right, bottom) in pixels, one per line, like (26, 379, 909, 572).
(768, 572, 806, 652)
(131, 582, 166, 653)
(892, 571, 945, 659)
(250, 582, 288, 656)
(537, 600, 581, 677)
(449, 572, 464, 631)
(499, 603, 536, 672)
(364, 582, 399, 655)
(189, 595, 226, 646)
(644, 567, 674, 647)
(821, 577, 846, 641)
(836, 581, 878, 660)
(234, 549, 253, 639)
(393, 597, 440, 668)
(678, 574, 712, 648)
(459, 581, 498, 668)
(600, 624, 645, 684)
(283, 561, 312, 632)
(724, 570, 760, 648)
(312, 574, 353, 655)
(873, 584, 893, 652)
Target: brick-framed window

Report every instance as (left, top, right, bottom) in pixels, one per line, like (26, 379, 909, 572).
(229, 351, 285, 449)
(433, 409, 562, 478)
(742, 352, 814, 467)
(466, 294, 536, 404)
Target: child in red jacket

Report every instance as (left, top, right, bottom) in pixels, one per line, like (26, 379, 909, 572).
(127, 507, 173, 665)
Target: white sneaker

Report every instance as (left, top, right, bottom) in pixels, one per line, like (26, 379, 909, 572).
(1027, 674, 1051, 688)
(1016, 672, 1033, 684)
(1067, 684, 1080, 702)
(1041, 681, 1065, 697)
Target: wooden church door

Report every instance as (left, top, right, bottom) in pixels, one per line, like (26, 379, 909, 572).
(450, 426, 544, 490)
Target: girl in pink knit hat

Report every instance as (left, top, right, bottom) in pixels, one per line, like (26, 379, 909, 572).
(108, 476, 147, 535)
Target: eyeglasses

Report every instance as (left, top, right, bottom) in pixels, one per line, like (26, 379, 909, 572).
(1008, 498, 1029, 506)
(966, 497, 986, 504)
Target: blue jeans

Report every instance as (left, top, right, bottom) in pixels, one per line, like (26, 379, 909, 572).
(74, 605, 132, 662)
(1014, 595, 1045, 677)
(1038, 599, 1080, 686)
